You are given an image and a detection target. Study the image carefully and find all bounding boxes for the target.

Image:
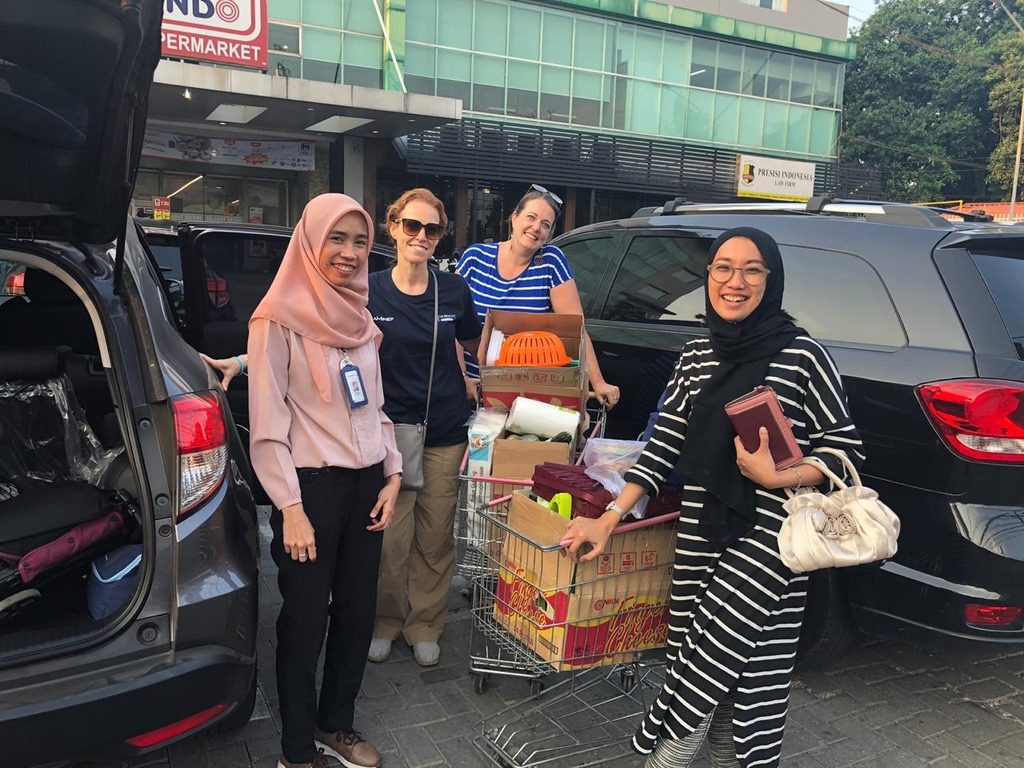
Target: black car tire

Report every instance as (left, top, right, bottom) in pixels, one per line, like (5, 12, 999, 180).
(796, 569, 858, 668)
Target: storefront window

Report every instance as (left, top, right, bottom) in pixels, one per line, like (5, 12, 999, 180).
(133, 172, 289, 226)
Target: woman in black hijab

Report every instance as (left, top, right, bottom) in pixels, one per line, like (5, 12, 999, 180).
(565, 228, 864, 768)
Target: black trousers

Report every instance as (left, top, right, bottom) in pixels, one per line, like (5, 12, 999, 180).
(270, 463, 384, 763)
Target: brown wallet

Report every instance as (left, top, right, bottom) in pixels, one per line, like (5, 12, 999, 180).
(724, 385, 803, 470)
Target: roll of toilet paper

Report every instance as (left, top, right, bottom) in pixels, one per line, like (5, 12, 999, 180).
(505, 397, 581, 439)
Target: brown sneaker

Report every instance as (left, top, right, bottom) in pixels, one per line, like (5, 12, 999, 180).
(315, 728, 381, 768)
(276, 750, 329, 768)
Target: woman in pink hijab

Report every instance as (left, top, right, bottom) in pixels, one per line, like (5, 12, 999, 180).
(247, 194, 401, 768)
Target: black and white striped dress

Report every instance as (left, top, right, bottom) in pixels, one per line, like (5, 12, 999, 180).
(627, 335, 864, 768)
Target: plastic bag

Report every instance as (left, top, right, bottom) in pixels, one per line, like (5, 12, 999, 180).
(582, 438, 648, 519)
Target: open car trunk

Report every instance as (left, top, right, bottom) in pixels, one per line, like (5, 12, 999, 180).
(0, 258, 145, 655)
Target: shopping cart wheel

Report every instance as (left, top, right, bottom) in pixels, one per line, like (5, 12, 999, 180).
(619, 667, 637, 693)
(473, 674, 489, 695)
(529, 679, 545, 696)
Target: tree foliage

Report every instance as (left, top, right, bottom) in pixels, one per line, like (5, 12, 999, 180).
(841, 0, 1007, 201)
(986, 34, 1024, 192)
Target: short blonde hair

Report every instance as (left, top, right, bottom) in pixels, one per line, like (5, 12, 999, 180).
(384, 188, 448, 242)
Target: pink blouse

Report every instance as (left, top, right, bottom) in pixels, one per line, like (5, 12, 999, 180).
(247, 318, 402, 510)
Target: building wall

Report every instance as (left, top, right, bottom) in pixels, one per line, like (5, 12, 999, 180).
(664, 0, 848, 41)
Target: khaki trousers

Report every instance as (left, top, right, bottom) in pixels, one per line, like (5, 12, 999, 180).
(374, 441, 465, 645)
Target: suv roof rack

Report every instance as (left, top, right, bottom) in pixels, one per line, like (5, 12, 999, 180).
(633, 197, 962, 229)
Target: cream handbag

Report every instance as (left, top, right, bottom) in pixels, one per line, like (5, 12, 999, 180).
(779, 447, 900, 574)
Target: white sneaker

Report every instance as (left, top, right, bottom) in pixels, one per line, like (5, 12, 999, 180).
(367, 637, 392, 663)
(413, 641, 440, 667)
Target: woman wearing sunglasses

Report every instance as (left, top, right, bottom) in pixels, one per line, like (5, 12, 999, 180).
(366, 188, 482, 668)
(457, 184, 620, 408)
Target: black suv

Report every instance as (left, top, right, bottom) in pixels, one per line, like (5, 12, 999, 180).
(0, 3, 259, 764)
(553, 199, 1024, 651)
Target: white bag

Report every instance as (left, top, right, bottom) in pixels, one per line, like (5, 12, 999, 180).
(778, 447, 900, 574)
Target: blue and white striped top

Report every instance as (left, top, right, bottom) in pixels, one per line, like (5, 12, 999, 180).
(457, 242, 574, 375)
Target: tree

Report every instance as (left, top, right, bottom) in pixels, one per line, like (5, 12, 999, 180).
(841, 0, 1007, 201)
(986, 33, 1024, 193)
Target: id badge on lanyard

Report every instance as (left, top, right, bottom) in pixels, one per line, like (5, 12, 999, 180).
(339, 350, 369, 409)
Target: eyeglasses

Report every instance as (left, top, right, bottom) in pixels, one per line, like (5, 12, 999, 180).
(707, 263, 771, 286)
(398, 218, 444, 241)
(530, 184, 563, 207)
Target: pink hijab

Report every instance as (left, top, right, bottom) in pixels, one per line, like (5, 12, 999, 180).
(250, 193, 380, 402)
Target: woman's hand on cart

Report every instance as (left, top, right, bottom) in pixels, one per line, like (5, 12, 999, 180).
(561, 511, 618, 563)
(591, 380, 620, 410)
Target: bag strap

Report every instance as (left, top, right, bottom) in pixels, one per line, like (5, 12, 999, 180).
(423, 271, 439, 427)
(810, 446, 862, 487)
(784, 447, 859, 498)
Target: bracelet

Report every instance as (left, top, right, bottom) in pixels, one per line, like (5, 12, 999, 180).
(232, 355, 247, 374)
(792, 466, 803, 489)
(605, 501, 629, 522)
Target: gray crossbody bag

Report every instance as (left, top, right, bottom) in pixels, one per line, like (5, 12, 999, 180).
(393, 273, 438, 491)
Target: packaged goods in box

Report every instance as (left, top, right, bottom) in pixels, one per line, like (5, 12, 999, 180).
(493, 493, 674, 671)
(478, 311, 589, 413)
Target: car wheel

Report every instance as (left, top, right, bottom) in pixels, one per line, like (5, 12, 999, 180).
(213, 666, 258, 733)
(796, 569, 858, 668)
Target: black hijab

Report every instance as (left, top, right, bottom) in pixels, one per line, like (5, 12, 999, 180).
(675, 227, 805, 540)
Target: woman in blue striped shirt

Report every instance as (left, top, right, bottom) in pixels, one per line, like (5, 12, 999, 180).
(456, 185, 620, 408)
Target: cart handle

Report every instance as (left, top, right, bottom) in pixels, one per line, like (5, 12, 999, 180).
(558, 511, 680, 549)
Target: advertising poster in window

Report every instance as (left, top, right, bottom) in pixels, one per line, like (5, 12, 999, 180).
(161, 0, 268, 69)
(736, 154, 815, 201)
(142, 129, 315, 171)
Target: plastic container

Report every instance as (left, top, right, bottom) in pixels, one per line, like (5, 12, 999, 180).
(531, 463, 613, 520)
(497, 331, 572, 368)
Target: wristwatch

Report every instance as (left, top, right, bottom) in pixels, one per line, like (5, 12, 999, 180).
(605, 501, 629, 522)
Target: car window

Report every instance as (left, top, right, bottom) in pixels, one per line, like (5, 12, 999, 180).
(970, 252, 1024, 355)
(557, 235, 619, 314)
(601, 234, 708, 326)
(145, 234, 183, 280)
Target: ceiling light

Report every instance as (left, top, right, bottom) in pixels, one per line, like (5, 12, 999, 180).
(183, 88, 192, 100)
(689, 68, 706, 77)
(304, 116, 374, 133)
(168, 175, 203, 198)
(206, 104, 268, 124)
(371, 130, 380, 134)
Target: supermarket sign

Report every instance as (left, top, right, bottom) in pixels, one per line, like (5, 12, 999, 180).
(736, 153, 816, 202)
(161, 0, 268, 69)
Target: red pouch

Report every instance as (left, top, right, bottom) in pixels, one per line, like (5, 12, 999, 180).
(724, 385, 803, 470)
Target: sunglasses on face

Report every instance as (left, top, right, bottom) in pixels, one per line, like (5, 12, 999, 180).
(397, 217, 444, 240)
(530, 183, 563, 207)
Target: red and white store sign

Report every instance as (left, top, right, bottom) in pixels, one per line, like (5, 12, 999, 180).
(161, 0, 268, 69)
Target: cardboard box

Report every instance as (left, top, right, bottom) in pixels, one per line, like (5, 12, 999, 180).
(486, 438, 571, 504)
(493, 493, 675, 671)
(478, 311, 589, 412)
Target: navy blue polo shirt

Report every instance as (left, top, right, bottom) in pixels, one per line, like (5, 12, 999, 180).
(369, 268, 482, 447)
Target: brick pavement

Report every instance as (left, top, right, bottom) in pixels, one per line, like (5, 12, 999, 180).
(81, 509, 1024, 768)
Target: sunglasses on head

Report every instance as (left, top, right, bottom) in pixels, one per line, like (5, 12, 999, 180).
(530, 184, 563, 207)
(397, 217, 444, 240)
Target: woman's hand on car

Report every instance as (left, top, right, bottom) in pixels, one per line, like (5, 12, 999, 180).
(367, 474, 401, 531)
(592, 380, 621, 409)
(281, 503, 317, 562)
(200, 353, 243, 391)
(735, 427, 781, 488)
(563, 511, 618, 563)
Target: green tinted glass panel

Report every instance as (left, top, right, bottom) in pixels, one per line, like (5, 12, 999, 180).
(634, 27, 663, 80)
(662, 32, 691, 85)
(573, 70, 603, 100)
(475, 1, 508, 55)
(660, 85, 687, 137)
(542, 66, 571, 96)
(303, 0, 341, 27)
(542, 12, 573, 65)
(438, 49, 471, 80)
(406, 43, 435, 77)
(686, 88, 713, 140)
(628, 80, 661, 134)
(574, 17, 608, 70)
(269, 24, 300, 55)
(790, 56, 814, 105)
(786, 104, 811, 152)
(741, 48, 768, 97)
(406, 0, 436, 44)
(766, 52, 791, 101)
(303, 58, 342, 83)
(343, 0, 380, 35)
(738, 98, 765, 147)
(510, 6, 542, 60)
(268, 0, 300, 23)
(303, 28, 342, 62)
(813, 61, 837, 108)
(474, 54, 506, 86)
(763, 101, 787, 149)
(509, 60, 539, 89)
(690, 37, 716, 89)
(615, 26, 636, 77)
(810, 109, 836, 155)
(438, 0, 473, 47)
(714, 93, 739, 144)
(344, 34, 380, 67)
(267, 52, 297, 77)
(717, 42, 742, 94)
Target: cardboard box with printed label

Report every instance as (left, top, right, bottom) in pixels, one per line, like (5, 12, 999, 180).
(478, 311, 589, 412)
(493, 493, 675, 671)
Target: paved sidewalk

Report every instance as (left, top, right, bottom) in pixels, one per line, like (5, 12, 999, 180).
(85, 508, 1024, 768)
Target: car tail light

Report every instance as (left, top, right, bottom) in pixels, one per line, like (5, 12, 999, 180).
(4, 271, 24, 296)
(964, 603, 1023, 627)
(171, 391, 228, 522)
(917, 380, 1024, 463)
(125, 702, 229, 748)
(206, 276, 229, 309)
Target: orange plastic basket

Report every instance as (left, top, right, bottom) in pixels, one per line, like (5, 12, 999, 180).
(497, 331, 572, 367)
